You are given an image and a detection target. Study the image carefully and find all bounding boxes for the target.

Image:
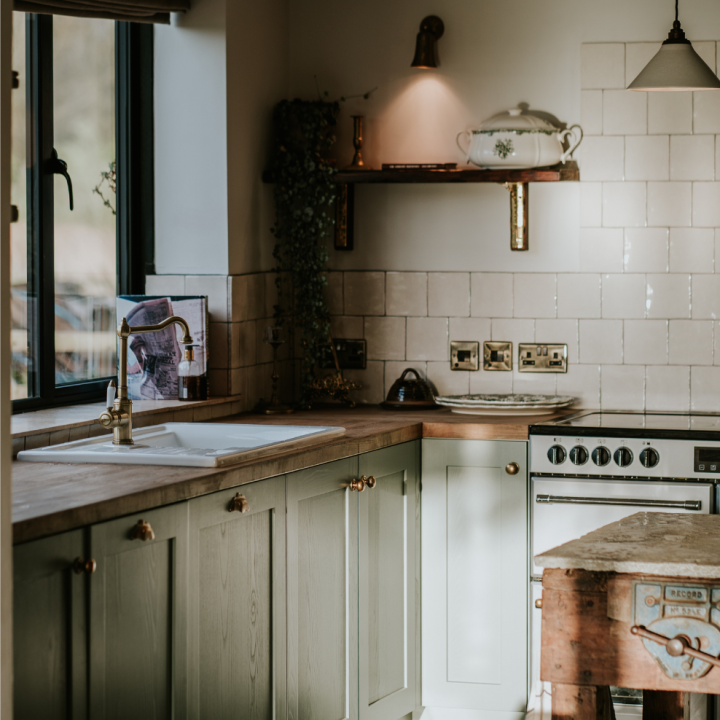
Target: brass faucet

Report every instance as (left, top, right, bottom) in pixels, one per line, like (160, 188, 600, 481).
(99, 316, 193, 445)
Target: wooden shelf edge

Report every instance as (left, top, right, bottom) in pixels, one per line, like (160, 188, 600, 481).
(334, 161, 579, 184)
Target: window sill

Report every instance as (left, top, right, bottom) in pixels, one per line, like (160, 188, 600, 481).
(12, 395, 243, 457)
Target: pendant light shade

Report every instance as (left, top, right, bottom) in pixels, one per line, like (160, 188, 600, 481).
(628, 2, 720, 91)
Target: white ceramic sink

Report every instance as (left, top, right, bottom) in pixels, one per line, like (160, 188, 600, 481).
(17, 423, 346, 468)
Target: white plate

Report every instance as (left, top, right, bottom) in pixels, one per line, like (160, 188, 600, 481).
(448, 407, 560, 416)
(434, 393, 574, 407)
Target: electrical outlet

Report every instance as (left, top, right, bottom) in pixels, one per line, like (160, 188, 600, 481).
(450, 341, 480, 371)
(517, 343, 568, 373)
(483, 341, 513, 371)
(320, 339, 367, 369)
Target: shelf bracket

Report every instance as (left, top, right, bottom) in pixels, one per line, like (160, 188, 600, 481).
(504, 182, 529, 251)
(334, 183, 354, 251)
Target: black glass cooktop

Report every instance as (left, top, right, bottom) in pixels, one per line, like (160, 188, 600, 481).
(531, 411, 720, 440)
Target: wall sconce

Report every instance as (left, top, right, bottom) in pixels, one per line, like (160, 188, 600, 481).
(411, 16, 444, 69)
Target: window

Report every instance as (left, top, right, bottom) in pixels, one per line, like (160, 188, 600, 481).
(11, 13, 154, 412)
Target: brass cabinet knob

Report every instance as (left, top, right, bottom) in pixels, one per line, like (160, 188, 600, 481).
(73, 557, 97, 575)
(130, 519, 155, 542)
(349, 477, 366, 492)
(364, 475, 377, 489)
(535, 598, 543, 609)
(229, 493, 249, 513)
(505, 462, 520, 475)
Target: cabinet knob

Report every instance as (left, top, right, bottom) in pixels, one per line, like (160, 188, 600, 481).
(364, 475, 376, 489)
(505, 462, 520, 475)
(229, 493, 249, 513)
(73, 557, 97, 575)
(535, 598, 543, 609)
(129, 519, 155, 542)
(349, 477, 366, 492)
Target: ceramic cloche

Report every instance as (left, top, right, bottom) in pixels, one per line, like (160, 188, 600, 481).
(456, 107, 583, 170)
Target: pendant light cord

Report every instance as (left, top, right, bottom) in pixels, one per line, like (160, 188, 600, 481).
(676, 0, 679, 22)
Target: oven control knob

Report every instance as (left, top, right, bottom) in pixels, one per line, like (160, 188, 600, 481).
(591, 446, 611, 467)
(639, 448, 660, 468)
(569, 446, 588, 465)
(614, 447, 634, 467)
(547, 445, 566, 465)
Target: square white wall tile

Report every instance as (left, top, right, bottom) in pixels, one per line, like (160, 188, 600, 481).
(428, 273, 469, 317)
(625, 135, 668, 181)
(384, 361, 426, 398)
(186, 275, 229, 322)
(557, 274, 601, 318)
(648, 92, 692, 135)
(557, 364, 600, 408)
(624, 228, 668, 273)
(694, 92, 720, 134)
(449, 317, 491, 345)
(670, 135, 714, 181)
(693, 183, 720, 227)
(512, 372, 557, 396)
(646, 365, 690, 411)
(471, 273, 513, 318)
(646, 274, 691, 319)
(323, 272, 344, 315)
(624, 320, 668, 364)
(600, 365, 645, 411)
(365, 316, 406, 361)
(601, 274, 646, 319)
(668, 320, 713, 365)
(535, 319, 579, 364)
(581, 43, 625, 89)
(580, 228, 624, 273)
(344, 272, 385, 316)
(406, 317, 448, 361)
(625, 43, 659, 86)
(579, 137, 624, 181)
(691, 366, 720, 411)
(470, 370, 513, 395)
(603, 90, 647, 135)
(426, 361, 469, 397)
(491, 318, 535, 349)
(647, 182, 691, 227)
(513, 274, 556, 318)
(580, 183, 602, 227)
(580, 91, 603, 135)
(330, 315, 364, 339)
(579, 319, 623, 364)
(692, 275, 720, 319)
(603, 182, 646, 227)
(386, 272, 427, 316)
(669, 228, 714, 273)
(145, 274, 185, 296)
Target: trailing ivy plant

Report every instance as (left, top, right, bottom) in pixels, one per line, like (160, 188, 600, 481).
(268, 99, 339, 408)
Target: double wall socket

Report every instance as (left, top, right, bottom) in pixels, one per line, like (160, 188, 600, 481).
(483, 341, 513, 371)
(518, 343, 568, 373)
(450, 341, 480, 371)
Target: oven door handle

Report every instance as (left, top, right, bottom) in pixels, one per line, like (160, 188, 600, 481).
(535, 494, 702, 511)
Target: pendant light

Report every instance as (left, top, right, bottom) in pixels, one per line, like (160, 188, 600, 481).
(628, 0, 720, 91)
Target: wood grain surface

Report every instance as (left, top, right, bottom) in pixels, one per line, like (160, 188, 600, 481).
(12, 405, 568, 544)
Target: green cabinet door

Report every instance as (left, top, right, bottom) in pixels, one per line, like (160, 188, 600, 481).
(88, 502, 189, 720)
(420, 439, 528, 720)
(14, 530, 87, 720)
(286, 456, 359, 720)
(187, 476, 286, 720)
(358, 442, 419, 720)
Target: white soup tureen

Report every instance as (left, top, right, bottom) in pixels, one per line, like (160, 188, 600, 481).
(456, 107, 583, 169)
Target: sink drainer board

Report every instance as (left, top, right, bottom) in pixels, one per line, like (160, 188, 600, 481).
(17, 423, 346, 468)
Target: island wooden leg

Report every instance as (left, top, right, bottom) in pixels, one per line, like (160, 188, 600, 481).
(552, 684, 616, 720)
(642, 690, 686, 720)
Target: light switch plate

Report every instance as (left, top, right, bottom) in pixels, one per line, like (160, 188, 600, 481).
(450, 341, 480, 371)
(483, 341, 513, 371)
(517, 343, 568, 373)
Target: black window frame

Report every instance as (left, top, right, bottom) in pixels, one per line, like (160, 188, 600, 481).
(12, 13, 154, 414)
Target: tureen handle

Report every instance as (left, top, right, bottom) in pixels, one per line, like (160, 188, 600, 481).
(456, 130, 473, 164)
(559, 124, 583, 164)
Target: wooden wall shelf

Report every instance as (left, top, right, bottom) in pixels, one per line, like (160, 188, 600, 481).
(333, 161, 580, 251)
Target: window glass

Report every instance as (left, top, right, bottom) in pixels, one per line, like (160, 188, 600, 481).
(52, 15, 116, 385)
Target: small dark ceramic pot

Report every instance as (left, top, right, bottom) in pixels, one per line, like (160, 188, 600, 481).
(382, 368, 439, 410)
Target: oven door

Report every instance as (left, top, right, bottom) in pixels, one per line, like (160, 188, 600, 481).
(531, 476, 713, 577)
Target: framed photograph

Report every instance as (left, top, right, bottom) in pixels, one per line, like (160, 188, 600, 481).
(116, 295, 208, 400)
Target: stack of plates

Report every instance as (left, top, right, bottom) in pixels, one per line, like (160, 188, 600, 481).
(434, 393, 575, 416)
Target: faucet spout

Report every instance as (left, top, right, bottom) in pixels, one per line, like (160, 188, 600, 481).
(99, 315, 194, 445)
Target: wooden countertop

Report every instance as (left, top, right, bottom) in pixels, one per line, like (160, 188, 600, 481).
(12, 405, 566, 544)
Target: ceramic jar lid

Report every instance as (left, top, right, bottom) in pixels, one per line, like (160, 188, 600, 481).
(477, 107, 558, 134)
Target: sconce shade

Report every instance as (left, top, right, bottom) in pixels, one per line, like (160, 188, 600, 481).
(411, 15, 444, 69)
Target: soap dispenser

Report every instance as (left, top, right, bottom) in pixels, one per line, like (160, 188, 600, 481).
(178, 345, 207, 401)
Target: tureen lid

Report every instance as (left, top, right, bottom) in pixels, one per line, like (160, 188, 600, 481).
(477, 107, 558, 134)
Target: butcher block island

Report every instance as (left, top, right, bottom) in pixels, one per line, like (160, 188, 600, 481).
(536, 512, 720, 720)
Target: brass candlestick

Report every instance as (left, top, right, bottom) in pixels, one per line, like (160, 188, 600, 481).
(255, 326, 294, 414)
(345, 115, 369, 170)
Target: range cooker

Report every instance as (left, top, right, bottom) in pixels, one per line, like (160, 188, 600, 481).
(528, 411, 720, 720)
